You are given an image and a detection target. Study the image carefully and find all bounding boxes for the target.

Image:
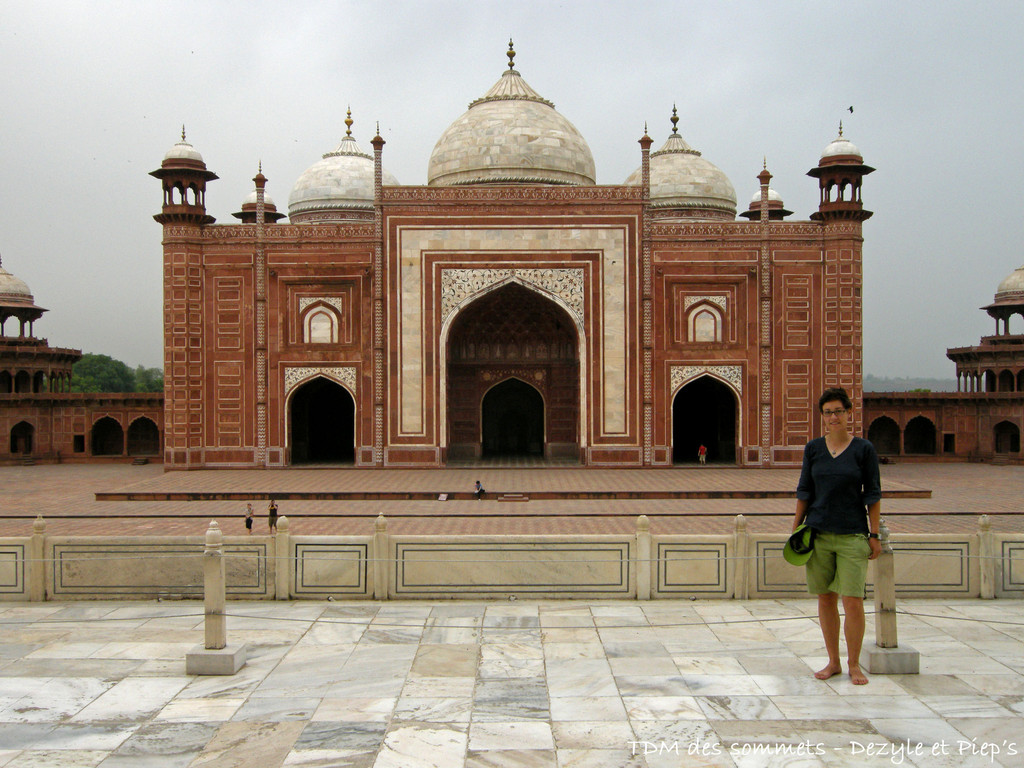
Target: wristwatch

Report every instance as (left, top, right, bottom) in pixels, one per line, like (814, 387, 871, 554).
(868, 532, 879, 539)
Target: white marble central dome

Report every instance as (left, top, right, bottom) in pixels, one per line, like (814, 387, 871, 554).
(427, 44, 595, 187)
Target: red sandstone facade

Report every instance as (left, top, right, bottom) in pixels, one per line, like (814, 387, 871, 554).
(0, 259, 163, 465)
(153, 50, 875, 469)
(864, 262, 1024, 464)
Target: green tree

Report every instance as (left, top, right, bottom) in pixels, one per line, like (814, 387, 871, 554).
(70, 354, 138, 393)
(134, 365, 164, 392)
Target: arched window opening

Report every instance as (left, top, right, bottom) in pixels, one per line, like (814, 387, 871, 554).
(984, 370, 996, 393)
(998, 370, 1015, 392)
(14, 371, 31, 393)
(904, 416, 937, 455)
(867, 416, 900, 455)
(1017, 370, 1024, 392)
(0, 371, 11, 393)
(91, 416, 125, 456)
(10, 421, 33, 455)
(672, 376, 738, 464)
(32, 371, 46, 393)
(127, 417, 161, 456)
(689, 305, 722, 343)
(994, 421, 1021, 454)
(303, 307, 338, 344)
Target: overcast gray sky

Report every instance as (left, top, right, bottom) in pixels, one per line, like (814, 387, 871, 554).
(2, 0, 1021, 378)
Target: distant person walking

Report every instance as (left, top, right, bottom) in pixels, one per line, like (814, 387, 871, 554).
(474, 480, 485, 500)
(244, 503, 254, 534)
(793, 387, 881, 685)
(697, 444, 707, 465)
(267, 499, 279, 533)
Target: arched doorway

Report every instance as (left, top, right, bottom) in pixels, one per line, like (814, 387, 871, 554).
(127, 417, 160, 456)
(290, 377, 355, 464)
(672, 376, 737, 464)
(91, 417, 124, 456)
(446, 283, 579, 461)
(10, 421, 33, 455)
(481, 378, 544, 456)
(904, 416, 936, 455)
(868, 416, 900, 455)
(994, 421, 1021, 454)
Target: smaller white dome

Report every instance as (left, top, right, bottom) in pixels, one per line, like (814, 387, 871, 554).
(163, 128, 205, 164)
(242, 190, 278, 209)
(750, 187, 783, 204)
(624, 118, 736, 219)
(821, 124, 862, 160)
(0, 256, 38, 308)
(289, 113, 399, 221)
(995, 264, 1024, 300)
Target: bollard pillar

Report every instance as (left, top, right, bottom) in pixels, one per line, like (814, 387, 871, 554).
(979, 514, 995, 599)
(635, 515, 651, 600)
(185, 521, 247, 675)
(373, 514, 389, 600)
(29, 515, 46, 602)
(862, 519, 919, 674)
(275, 515, 291, 600)
(733, 515, 749, 600)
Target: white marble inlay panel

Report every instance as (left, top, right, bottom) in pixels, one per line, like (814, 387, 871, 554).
(397, 226, 629, 436)
(440, 268, 585, 324)
(670, 365, 742, 395)
(284, 366, 357, 398)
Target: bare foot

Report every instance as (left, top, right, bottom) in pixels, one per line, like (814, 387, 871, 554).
(814, 663, 842, 680)
(849, 665, 869, 685)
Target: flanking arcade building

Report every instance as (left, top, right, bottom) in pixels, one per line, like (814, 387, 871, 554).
(154, 45, 875, 470)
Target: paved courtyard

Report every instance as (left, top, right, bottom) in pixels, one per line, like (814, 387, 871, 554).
(0, 598, 1022, 767)
(1, 462, 1022, 537)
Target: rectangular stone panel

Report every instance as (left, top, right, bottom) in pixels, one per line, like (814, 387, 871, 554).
(0, 545, 24, 594)
(392, 539, 631, 596)
(50, 542, 269, 598)
(293, 542, 369, 596)
(655, 541, 729, 596)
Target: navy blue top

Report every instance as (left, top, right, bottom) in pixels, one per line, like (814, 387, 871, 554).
(796, 436, 882, 535)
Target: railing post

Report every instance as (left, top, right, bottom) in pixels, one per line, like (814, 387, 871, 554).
(635, 515, 651, 600)
(275, 516, 291, 600)
(733, 515, 749, 599)
(863, 519, 919, 674)
(29, 515, 46, 602)
(186, 520, 246, 675)
(979, 514, 996, 599)
(373, 514, 389, 600)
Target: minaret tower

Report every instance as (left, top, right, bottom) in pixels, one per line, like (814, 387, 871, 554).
(152, 128, 217, 467)
(807, 124, 874, 429)
(150, 127, 218, 226)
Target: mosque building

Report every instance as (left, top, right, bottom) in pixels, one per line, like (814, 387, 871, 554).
(153, 43, 875, 469)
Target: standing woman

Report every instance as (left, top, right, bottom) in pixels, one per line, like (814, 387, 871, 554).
(793, 387, 882, 685)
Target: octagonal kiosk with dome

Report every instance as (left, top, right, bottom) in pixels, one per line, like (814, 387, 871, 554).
(154, 43, 875, 469)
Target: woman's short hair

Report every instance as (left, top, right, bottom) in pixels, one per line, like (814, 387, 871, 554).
(818, 387, 853, 413)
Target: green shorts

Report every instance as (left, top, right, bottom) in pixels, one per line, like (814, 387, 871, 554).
(805, 531, 871, 598)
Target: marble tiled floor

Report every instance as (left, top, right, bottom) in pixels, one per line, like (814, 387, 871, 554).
(0, 599, 1022, 767)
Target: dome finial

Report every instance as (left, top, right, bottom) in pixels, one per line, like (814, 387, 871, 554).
(838, 120, 844, 138)
(181, 125, 187, 142)
(507, 38, 516, 70)
(670, 105, 679, 136)
(345, 106, 353, 138)
(763, 156, 767, 170)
